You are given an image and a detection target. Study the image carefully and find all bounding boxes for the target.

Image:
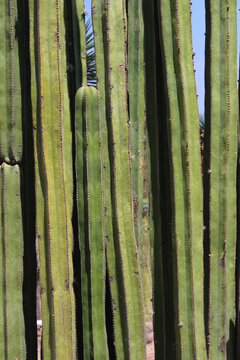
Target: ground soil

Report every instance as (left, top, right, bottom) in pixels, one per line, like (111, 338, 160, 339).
(146, 341, 155, 360)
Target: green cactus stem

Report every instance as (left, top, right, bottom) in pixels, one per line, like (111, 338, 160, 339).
(156, 0, 206, 358)
(75, 85, 109, 360)
(204, 1, 238, 358)
(237, 61, 240, 358)
(0, 0, 22, 163)
(104, 0, 145, 358)
(128, 0, 153, 329)
(29, 0, 76, 358)
(91, 0, 127, 357)
(128, 0, 145, 252)
(142, 0, 165, 357)
(0, 164, 25, 359)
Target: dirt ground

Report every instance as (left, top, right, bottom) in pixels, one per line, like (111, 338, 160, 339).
(145, 321, 154, 360)
(146, 341, 155, 360)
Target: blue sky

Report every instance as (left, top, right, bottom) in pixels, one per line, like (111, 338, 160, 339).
(84, 0, 240, 115)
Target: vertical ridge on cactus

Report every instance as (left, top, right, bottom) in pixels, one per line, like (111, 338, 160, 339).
(0, 164, 26, 359)
(128, 0, 145, 250)
(204, 1, 238, 358)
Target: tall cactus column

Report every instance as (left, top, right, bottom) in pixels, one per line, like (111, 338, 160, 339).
(75, 86, 109, 360)
(92, 0, 127, 357)
(0, 0, 22, 163)
(156, 0, 206, 358)
(204, 1, 238, 358)
(128, 0, 153, 328)
(0, 165, 26, 359)
(0, 1, 26, 358)
(29, 0, 76, 358)
(104, 0, 145, 358)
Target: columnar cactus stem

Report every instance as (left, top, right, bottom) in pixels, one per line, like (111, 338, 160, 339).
(204, 1, 238, 358)
(0, 0, 22, 163)
(75, 86, 109, 360)
(104, 0, 145, 358)
(128, 0, 153, 327)
(92, 1, 126, 357)
(237, 64, 240, 358)
(237, 126, 240, 357)
(156, 0, 206, 358)
(142, 0, 165, 357)
(128, 0, 145, 250)
(0, 164, 25, 359)
(29, 1, 76, 358)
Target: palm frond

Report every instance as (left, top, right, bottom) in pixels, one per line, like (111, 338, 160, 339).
(86, 18, 97, 87)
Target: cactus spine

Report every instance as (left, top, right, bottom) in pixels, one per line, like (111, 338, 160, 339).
(29, 0, 76, 358)
(75, 86, 109, 359)
(204, 1, 238, 358)
(0, 164, 25, 359)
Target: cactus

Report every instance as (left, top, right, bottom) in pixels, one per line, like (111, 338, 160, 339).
(0, 1, 240, 359)
(75, 85, 109, 359)
(142, 0, 166, 357)
(204, 1, 238, 358)
(128, 0, 145, 249)
(155, 0, 206, 358)
(0, 164, 25, 359)
(29, 0, 76, 358)
(103, 1, 145, 358)
(0, 0, 22, 163)
(91, 1, 127, 357)
(128, 0, 153, 328)
(237, 61, 240, 359)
